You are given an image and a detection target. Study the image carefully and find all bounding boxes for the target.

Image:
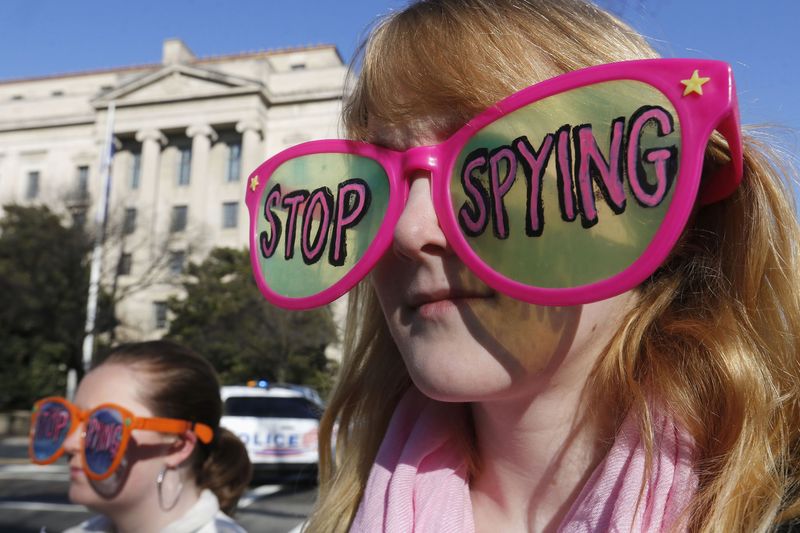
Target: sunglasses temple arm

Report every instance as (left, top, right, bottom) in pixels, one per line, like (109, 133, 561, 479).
(192, 423, 214, 444)
(698, 107, 744, 206)
(135, 418, 215, 444)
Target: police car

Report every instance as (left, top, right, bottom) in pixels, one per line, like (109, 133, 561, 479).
(220, 381, 323, 481)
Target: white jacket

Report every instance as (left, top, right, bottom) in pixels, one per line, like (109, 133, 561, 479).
(63, 489, 246, 533)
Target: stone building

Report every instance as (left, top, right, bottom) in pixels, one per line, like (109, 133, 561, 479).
(0, 39, 348, 340)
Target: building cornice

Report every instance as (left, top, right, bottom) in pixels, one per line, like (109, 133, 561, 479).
(93, 85, 265, 110)
(0, 43, 341, 86)
(0, 115, 94, 133)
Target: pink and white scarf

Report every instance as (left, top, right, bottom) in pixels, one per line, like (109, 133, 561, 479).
(351, 388, 696, 532)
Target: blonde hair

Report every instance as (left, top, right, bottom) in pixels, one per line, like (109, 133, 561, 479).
(308, 1, 800, 531)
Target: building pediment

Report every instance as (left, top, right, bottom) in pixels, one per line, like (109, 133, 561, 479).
(92, 64, 263, 108)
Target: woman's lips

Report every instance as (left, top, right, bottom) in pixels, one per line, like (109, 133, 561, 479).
(417, 298, 460, 318)
(411, 291, 495, 318)
(70, 466, 85, 480)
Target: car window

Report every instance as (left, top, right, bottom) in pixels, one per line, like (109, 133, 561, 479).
(223, 396, 322, 419)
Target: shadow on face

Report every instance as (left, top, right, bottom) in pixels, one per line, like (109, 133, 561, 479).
(85, 437, 174, 499)
(443, 260, 583, 380)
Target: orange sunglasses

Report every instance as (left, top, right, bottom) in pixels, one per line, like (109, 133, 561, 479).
(29, 396, 214, 481)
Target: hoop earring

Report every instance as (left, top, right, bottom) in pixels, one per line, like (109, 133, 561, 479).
(156, 465, 184, 512)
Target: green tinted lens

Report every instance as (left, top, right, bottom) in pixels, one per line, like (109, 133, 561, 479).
(256, 153, 390, 298)
(451, 80, 681, 289)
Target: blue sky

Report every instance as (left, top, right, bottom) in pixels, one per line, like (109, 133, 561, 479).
(2, 0, 798, 150)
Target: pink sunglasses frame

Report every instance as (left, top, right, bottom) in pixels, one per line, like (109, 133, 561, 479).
(245, 58, 742, 310)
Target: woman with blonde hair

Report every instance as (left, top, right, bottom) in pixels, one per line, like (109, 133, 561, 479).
(244, 0, 800, 531)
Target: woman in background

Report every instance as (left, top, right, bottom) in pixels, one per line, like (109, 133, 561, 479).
(30, 340, 252, 532)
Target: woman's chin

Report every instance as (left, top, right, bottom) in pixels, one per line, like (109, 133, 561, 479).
(409, 367, 510, 403)
(68, 483, 95, 507)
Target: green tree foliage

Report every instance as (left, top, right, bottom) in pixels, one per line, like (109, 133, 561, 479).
(166, 248, 339, 396)
(0, 205, 115, 409)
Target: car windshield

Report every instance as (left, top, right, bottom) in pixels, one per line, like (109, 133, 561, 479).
(223, 396, 322, 419)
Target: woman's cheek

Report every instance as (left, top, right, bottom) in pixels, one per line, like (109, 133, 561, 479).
(459, 296, 581, 374)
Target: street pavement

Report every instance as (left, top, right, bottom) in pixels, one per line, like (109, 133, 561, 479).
(0, 436, 316, 533)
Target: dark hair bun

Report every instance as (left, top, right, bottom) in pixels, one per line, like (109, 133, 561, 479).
(199, 427, 253, 515)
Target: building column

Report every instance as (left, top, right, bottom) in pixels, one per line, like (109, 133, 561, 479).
(186, 124, 217, 250)
(134, 128, 167, 257)
(186, 123, 218, 186)
(236, 119, 263, 180)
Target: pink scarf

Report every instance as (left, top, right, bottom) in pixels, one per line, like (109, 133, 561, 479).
(351, 388, 697, 532)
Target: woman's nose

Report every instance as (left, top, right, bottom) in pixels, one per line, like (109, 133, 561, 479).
(391, 172, 451, 261)
(62, 421, 82, 455)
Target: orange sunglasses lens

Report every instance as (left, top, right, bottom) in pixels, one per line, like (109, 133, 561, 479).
(84, 406, 127, 478)
(30, 399, 72, 463)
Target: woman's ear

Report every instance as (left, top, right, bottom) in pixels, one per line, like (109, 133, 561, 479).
(165, 430, 198, 468)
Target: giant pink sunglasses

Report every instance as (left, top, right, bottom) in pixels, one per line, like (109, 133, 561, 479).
(244, 58, 742, 309)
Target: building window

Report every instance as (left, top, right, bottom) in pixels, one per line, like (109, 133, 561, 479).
(170, 205, 188, 232)
(123, 207, 137, 235)
(76, 165, 89, 196)
(169, 250, 186, 275)
(226, 142, 241, 182)
(177, 147, 192, 186)
(154, 301, 168, 329)
(26, 171, 40, 199)
(52, 90, 64, 97)
(290, 63, 306, 70)
(118, 253, 132, 276)
(222, 202, 238, 229)
(130, 151, 141, 189)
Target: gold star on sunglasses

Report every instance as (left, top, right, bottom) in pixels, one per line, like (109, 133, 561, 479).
(249, 175, 260, 192)
(681, 69, 711, 96)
